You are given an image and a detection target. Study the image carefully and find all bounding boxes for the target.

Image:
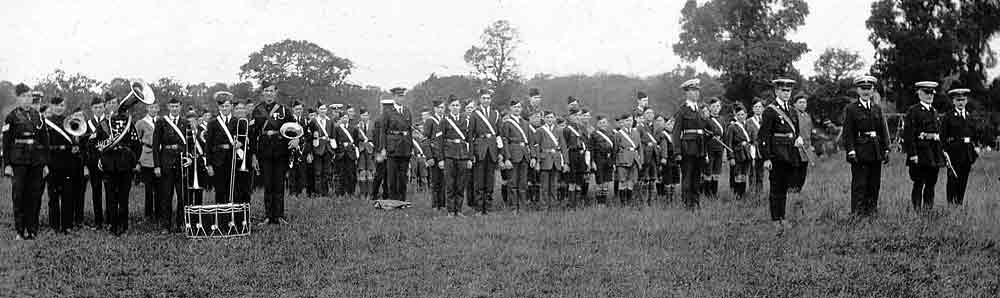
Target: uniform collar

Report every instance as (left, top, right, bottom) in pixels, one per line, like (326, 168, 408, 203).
(919, 101, 932, 111)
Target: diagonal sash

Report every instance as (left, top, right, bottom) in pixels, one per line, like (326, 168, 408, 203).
(45, 118, 73, 143)
(566, 125, 587, 151)
(505, 117, 527, 142)
(596, 130, 613, 147)
(617, 129, 636, 149)
(217, 116, 234, 144)
(165, 117, 187, 144)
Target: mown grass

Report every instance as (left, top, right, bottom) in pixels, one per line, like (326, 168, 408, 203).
(1, 154, 999, 297)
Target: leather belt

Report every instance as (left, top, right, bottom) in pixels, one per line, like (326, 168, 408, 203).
(859, 131, 877, 138)
(542, 149, 559, 153)
(682, 129, 704, 135)
(216, 144, 232, 150)
(18, 132, 35, 137)
(163, 144, 181, 150)
(387, 131, 409, 136)
(264, 130, 279, 136)
(948, 137, 972, 144)
(918, 132, 940, 141)
(508, 141, 526, 146)
(477, 134, 493, 138)
(445, 138, 465, 143)
(14, 139, 35, 144)
(773, 133, 795, 138)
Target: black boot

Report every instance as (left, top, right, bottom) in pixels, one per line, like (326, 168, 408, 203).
(501, 185, 509, 205)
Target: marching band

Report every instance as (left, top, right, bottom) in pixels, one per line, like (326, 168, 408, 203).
(1, 74, 989, 239)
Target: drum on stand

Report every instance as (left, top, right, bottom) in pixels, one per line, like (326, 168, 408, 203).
(183, 203, 251, 238)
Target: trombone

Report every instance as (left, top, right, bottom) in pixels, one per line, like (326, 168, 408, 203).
(228, 118, 250, 202)
(181, 128, 203, 192)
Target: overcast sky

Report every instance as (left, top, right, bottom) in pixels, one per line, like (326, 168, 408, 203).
(1, 0, 997, 89)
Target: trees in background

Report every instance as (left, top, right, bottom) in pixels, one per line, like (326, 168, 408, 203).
(673, 0, 810, 109)
(464, 20, 522, 107)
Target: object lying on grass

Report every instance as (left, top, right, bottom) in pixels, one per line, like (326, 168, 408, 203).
(373, 200, 413, 210)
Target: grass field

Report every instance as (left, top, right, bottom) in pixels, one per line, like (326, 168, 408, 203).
(2, 153, 999, 297)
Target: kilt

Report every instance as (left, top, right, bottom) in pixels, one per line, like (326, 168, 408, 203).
(594, 155, 614, 184)
(615, 165, 638, 183)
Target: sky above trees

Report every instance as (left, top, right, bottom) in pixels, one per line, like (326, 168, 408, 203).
(1, 0, 997, 88)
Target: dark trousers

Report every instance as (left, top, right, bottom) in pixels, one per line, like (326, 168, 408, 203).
(371, 161, 387, 200)
(749, 159, 765, 191)
(386, 157, 410, 201)
(260, 158, 289, 221)
(103, 171, 132, 235)
(539, 170, 559, 210)
(908, 165, 939, 210)
(141, 167, 159, 220)
(680, 156, 704, 209)
(289, 159, 310, 196)
(443, 159, 468, 213)
(312, 155, 331, 196)
(159, 168, 186, 230)
(86, 165, 104, 226)
(768, 160, 794, 221)
(946, 163, 972, 205)
(850, 161, 882, 217)
(429, 164, 445, 208)
(47, 169, 79, 232)
(234, 171, 252, 204)
(212, 161, 233, 204)
(508, 162, 528, 211)
(472, 159, 497, 213)
(334, 158, 357, 196)
(12, 165, 44, 237)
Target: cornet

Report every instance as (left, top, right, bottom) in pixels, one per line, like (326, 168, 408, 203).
(63, 114, 87, 137)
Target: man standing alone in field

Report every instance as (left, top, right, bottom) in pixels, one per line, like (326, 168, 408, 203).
(842, 76, 890, 217)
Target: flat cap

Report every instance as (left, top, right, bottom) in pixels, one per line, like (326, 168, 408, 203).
(947, 88, 971, 96)
(914, 81, 939, 88)
(680, 79, 700, 90)
(853, 75, 877, 86)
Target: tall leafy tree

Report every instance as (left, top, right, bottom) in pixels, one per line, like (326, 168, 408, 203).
(239, 39, 354, 105)
(673, 0, 810, 108)
(813, 48, 865, 82)
(464, 20, 522, 106)
(32, 69, 104, 112)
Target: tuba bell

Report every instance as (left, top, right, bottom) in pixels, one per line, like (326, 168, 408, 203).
(279, 122, 304, 140)
(63, 113, 88, 137)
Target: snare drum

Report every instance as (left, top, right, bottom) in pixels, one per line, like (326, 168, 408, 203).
(183, 203, 251, 238)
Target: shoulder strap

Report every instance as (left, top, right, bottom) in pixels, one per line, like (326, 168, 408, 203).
(767, 104, 797, 134)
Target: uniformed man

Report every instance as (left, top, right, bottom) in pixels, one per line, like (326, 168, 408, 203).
(232, 100, 254, 204)
(724, 104, 754, 199)
(498, 100, 531, 212)
(634, 91, 650, 119)
(46, 99, 86, 233)
(83, 95, 109, 229)
(672, 79, 710, 210)
(377, 87, 413, 202)
(656, 115, 680, 202)
(940, 87, 978, 206)
(562, 108, 590, 208)
(590, 114, 615, 206)
(566, 96, 581, 115)
(96, 89, 141, 236)
(468, 89, 502, 214)
(758, 78, 803, 229)
(637, 107, 658, 205)
(534, 110, 563, 210)
(614, 114, 642, 205)
(355, 108, 377, 199)
(436, 96, 471, 217)
(204, 92, 240, 204)
(903, 81, 946, 211)
(370, 102, 390, 200)
(704, 98, 725, 197)
(526, 110, 543, 204)
(746, 99, 766, 192)
(282, 101, 308, 197)
(3, 84, 49, 239)
(185, 110, 206, 206)
(842, 76, 890, 217)
(134, 100, 159, 222)
(251, 82, 297, 225)
(424, 100, 446, 210)
(333, 112, 359, 196)
(308, 103, 333, 196)
(154, 98, 190, 232)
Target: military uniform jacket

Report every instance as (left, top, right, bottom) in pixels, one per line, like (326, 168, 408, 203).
(377, 105, 413, 158)
(902, 103, 945, 167)
(306, 117, 334, 157)
(672, 103, 710, 158)
(251, 101, 295, 160)
(82, 115, 108, 168)
(333, 123, 358, 160)
(707, 116, 726, 154)
(135, 115, 157, 168)
(3, 107, 49, 166)
(561, 123, 589, 166)
(44, 115, 82, 173)
(842, 100, 890, 163)
(435, 113, 470, 161)
(97, 112, 139, 172)
(758, 101, 801, 163)
(637, 123, 658, 165)
(499, 115, 531, 163)
(656, 129, 675, 164)
(939, 109, 978, 165)
(205, 115, 239, 170)
(532, 124, 564, 171)
(423, 115, 441, 161)
(725, 122, 753, 162)
(589, 128, 615, 161)
(153, 116, 190, 170)
(468, 107, 502, 162)
(614, 127, 642, 167)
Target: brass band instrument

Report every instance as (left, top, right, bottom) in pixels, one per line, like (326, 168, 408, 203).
(189, 128, 203, 190)
(96, 80, 155, 152)
(63, 113, 88, 137)
(228, 118, 250, 202)
(280, 122, 304, 169)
